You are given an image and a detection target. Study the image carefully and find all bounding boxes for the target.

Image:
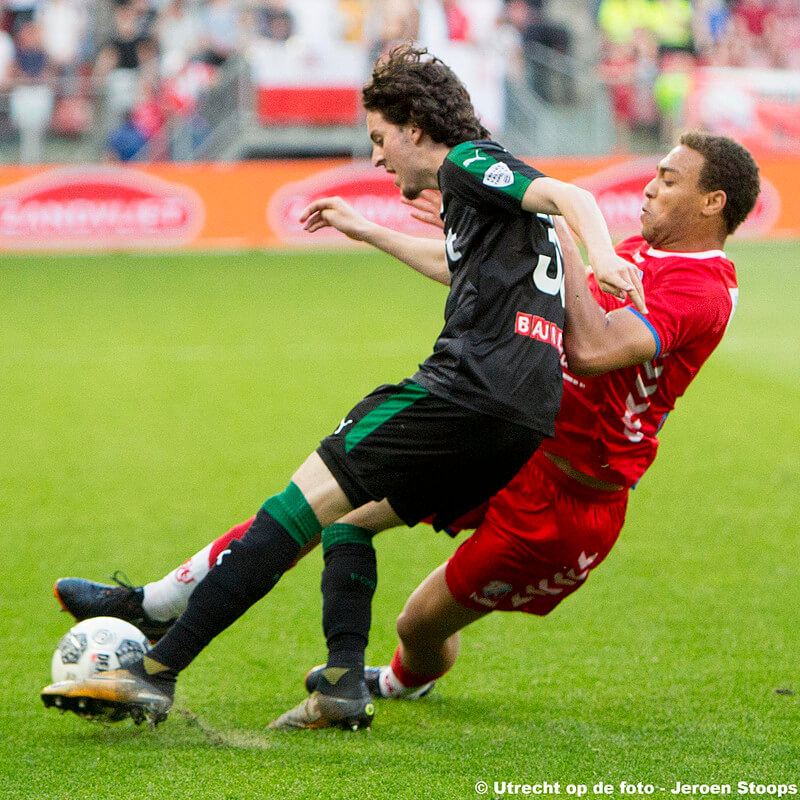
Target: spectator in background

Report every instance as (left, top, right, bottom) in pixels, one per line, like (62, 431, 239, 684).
(710, 13, 761, 66)
(654, 49, 694, 140)
(12, 19, 55, 83)
(761, 12, 790, 68)
(601, 23, 662, 152)
(130, 73, 165, 139)
(649, 0, 693, 52)
(490, 1, 526, 82)
(37, 0, 88, 76)
(94, 0, 152, 80)
(692, 0, 731, 55)
(156, 0, 201, 77)
(106, 107, 147, 159)
(598, 0, 653, 45)
(457, 0, 503, 48)
(417, 0, 451, 49)
(731, 0, 771, 37)
(758, 0, 800, 68)
(628, 27, 660, 140)
(443, 0, 471, 41)
(37, 0, 93, 138)
(517, 0, 573, 102)
(338, 0, 367, 42)
(196, 0, 243, 66)
(5, 0, 40, 34)
(601, 38, 637, 150)
(699, 0, 800, 69)
(0, 28, 16, 90)
(254, 1, 295, 42)
(366, 0, 419, 57)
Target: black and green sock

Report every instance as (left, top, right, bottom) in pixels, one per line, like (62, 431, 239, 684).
(149, 482, 321, 673)
(317, 523, 377, 698)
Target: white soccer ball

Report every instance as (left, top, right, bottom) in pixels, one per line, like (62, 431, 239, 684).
(51, 617, 150, 683)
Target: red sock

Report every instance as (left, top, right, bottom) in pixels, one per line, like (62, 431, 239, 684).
(208, 517, 254, 567)
(390, 645, 444, 687)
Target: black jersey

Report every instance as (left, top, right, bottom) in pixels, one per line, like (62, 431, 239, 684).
(412, 140, 565, 436)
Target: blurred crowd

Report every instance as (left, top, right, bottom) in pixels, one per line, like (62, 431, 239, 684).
(599, 0, 800, 149)
(1, 0, 799, 161)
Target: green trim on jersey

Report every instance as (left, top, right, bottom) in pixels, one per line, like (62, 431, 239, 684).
(322, 523, 375, 552)
(446, 142, 533, 204)
(344, 382, 430, 453)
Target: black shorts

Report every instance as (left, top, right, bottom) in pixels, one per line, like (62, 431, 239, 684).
(316, 380, 544, 530)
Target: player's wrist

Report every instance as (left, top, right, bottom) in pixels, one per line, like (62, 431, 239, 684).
(353, 219, 382, 244)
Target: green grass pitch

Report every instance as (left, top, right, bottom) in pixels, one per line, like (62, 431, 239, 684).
(0, 240, 797, 800)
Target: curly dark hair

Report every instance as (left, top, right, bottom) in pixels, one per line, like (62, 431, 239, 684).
(679, 131, 760, 234)
(362, 45, 491, 147)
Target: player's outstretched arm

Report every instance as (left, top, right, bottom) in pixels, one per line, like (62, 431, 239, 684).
(521, 178, 647, 315)
(556, 219, 657, 376)
(300, 196, 450, 285)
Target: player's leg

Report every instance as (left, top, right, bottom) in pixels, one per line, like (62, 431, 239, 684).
(142, 518, 259, 624)
(386, 562, 488, 695)
(42, 451, 357, 724)
(303, 500, 490, 698)
(55, 518, 322, 636)
(141, 453, 351, 672)
(270, 396, 541, 729)
(56, 497, 486, 639)
(54, 519, 255, 636)
(381, 452, 631, 698)
(267, 499, 404, 730)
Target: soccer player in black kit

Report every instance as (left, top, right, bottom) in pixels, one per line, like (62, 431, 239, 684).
(42, 45, 645, 730)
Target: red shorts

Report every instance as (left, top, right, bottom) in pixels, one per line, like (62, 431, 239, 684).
(445, 450, 629, 615)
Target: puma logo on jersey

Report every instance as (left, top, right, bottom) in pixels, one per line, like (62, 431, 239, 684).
(446, 228, 463, 262)
(216, 548, 231, 566)
(334, 418, 354, 435)
(463, 149, 487, 168)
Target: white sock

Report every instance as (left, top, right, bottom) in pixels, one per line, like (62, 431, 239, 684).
(378, 666, 435, 700)
(141, 542, 214, 622)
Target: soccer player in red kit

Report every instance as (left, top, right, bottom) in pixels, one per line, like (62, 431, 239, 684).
(52, 131, 760, 716)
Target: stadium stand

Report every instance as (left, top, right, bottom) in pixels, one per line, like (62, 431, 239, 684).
(0, 0, 799, 163)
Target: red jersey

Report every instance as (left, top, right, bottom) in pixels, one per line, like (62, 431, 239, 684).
(542, 236, 738, 487)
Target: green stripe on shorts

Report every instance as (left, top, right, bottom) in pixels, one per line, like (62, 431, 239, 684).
(344, 382, 429, 454)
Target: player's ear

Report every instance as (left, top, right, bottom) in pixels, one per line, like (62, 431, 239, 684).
(409, 126, 425, 145)
(702, 189, 727, 219)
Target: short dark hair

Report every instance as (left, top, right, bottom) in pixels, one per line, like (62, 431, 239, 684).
(362, 45, 491, 147)
(679, 131, 760, 234)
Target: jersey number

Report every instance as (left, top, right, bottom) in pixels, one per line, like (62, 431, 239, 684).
(532, 223, 565, 306)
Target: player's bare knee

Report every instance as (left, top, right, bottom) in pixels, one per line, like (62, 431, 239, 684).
(396, 608, 425, 648)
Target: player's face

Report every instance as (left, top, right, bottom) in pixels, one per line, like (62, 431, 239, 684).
(366, 110, 427, 200)
(640, 145, 708, 248)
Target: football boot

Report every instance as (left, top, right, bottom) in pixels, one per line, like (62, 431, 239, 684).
(54, 573, 175, 642)
(42, 658, 175, 726)
(304, 663, 434, 700)
(270, 667, 374, 731)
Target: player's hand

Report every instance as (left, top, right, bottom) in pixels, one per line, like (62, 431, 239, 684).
(400, 189, 444, 231)
(299, 196, 373, 241)
(591, 252, 648, 314)
(553, 218, 590, 275)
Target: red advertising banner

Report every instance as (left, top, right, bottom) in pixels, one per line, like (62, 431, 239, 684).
(0, 154, 796, 252)
(684, 68, 800, 155)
